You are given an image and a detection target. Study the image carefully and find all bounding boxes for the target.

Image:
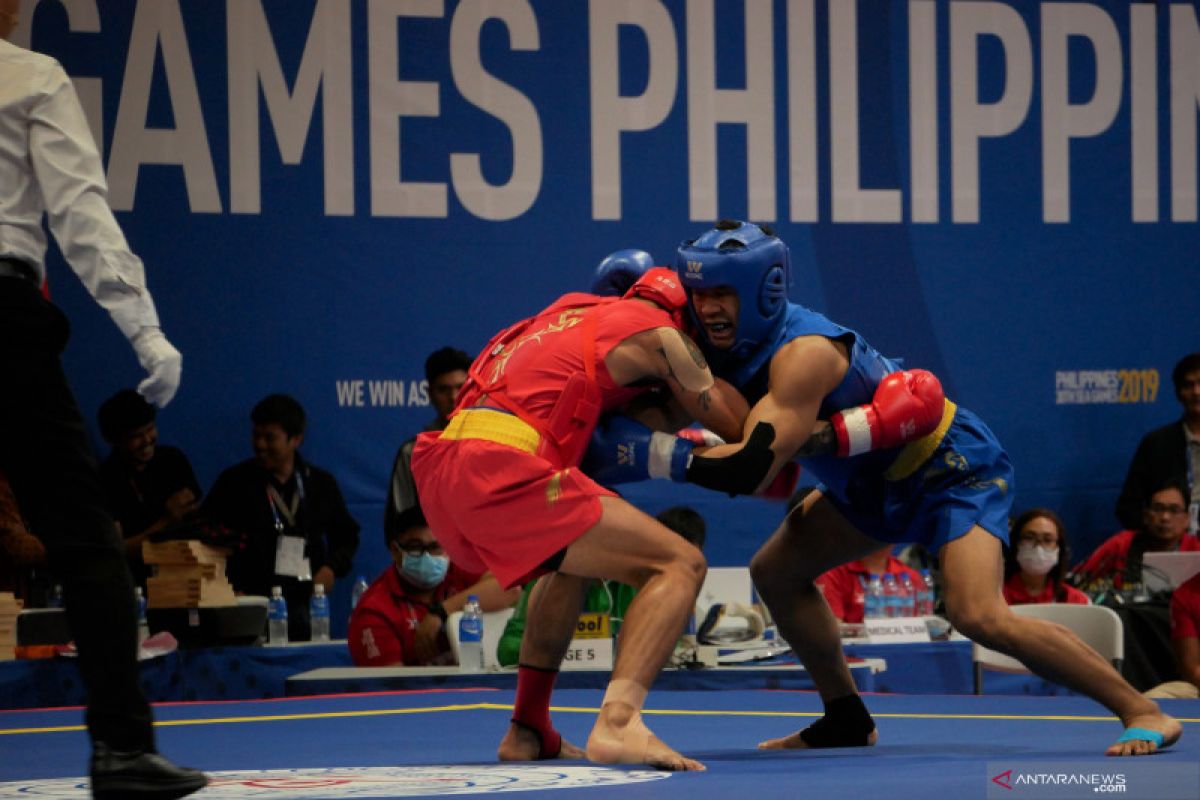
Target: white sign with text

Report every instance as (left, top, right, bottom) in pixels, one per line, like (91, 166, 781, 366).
(560, 637, 614, 671)
(864, 617, 932, 644)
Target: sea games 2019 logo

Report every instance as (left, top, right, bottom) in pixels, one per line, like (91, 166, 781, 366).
(1055, 369, 1160, 405)
(0, 765, 670, 798)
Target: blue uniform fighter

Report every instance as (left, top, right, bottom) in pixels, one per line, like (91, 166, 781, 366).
(588, 220, 1180, 757)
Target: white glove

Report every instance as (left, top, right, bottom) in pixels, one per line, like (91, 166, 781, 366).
(131, 327, 182, 407)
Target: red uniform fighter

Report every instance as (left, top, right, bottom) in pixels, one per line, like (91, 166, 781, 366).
(412, 269, 745, 771)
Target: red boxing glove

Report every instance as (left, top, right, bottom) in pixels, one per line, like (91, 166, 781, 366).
(758, 460, 801, 500)
(675, 427, 725, 448)
(829, 370, 945, 457)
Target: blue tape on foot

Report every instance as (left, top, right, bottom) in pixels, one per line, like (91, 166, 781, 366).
(1116, 727, 1165, 747)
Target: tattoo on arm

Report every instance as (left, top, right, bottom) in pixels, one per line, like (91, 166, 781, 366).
(683, 336, 708, 370)
(658, 345, 713, 411)
(794, 422, 837, 457)
(655, 346, 679, 383)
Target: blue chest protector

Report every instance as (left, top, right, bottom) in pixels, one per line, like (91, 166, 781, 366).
(709, 303, 1013, 550)
(714, 303, 902, 500)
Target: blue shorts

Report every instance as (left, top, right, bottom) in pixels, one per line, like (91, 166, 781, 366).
(819, 406, 1014, 555)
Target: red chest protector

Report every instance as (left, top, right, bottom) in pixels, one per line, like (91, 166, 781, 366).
(457, 293, 672, 468)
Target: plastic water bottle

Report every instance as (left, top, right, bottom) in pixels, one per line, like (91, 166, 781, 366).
(135, 587, 150, 645)
(458, 595, 485, 672)
(863, 574, 885, 620)
(912, 570, 929, 616)
(898, 573, 916, 617)
(309, 584, 330, 642)
(918, 569, 936, 616)
(350, 575, 370, 610)
(915, 576, 927, 616)
(268, 586, 289, 646)
(48, 583, 63, 609)
(881, 574, 900, 618)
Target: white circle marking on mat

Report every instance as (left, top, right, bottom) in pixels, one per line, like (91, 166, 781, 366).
(0, 764, 671, 797)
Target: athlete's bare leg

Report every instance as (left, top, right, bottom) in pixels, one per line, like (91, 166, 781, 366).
(555, 495, 707, 771)
(751, 490, 882, 749)
(940, 526, 1181, 756)
(497, 573, 588, 761)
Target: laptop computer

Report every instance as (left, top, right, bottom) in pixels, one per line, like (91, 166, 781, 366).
(1143, 551, 1200, 593)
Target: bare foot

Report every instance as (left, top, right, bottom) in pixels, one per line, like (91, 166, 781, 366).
(1106, 712, 1182, 757)
(758, 728, 879, 749)
(497, 723, 586, 761)
(586, 702, 705, 771)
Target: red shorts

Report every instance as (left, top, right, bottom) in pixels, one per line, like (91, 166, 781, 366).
(410, 411, 615, 589)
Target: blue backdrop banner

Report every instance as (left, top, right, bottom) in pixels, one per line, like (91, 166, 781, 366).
(15, 0, 1199, 632)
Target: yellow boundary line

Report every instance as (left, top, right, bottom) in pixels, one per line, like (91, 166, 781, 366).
(4, 702, 1198, 736)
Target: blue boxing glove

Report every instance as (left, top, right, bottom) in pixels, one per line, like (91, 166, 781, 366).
(582, 415, 693, 485)
(590, 249, 654, 296)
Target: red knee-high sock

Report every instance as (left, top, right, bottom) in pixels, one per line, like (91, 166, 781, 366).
(512, 663, 562, 758)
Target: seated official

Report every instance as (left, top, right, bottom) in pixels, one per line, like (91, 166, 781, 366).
(1003, 508, 1088, 605)
(1145, 572, 1200, 699)
(1115, 352, 1200, 532)
(815, 544, 923, 623)
(384, 347, 470, 544)
(1074, 477, 1198, 592)
(496, 506, 707, 667)
(97, 389, 201, 587)
(349, 506, 517, 667)
(202, 394, 360, 641)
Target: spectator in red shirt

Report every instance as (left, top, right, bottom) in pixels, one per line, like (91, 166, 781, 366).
(815, 545, 922, 624)
(349, 505, 517, 666)
(1002, 508, 1088, 606)
(1145, 572, 1200, 699)
(1075, 478, 1198, 592)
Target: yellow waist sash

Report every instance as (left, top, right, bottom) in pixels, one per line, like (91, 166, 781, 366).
(440, 408, 540, 455)
(883, 399, 957, 482)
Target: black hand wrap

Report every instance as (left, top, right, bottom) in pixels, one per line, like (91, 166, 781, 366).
(685, 421, 777, 495)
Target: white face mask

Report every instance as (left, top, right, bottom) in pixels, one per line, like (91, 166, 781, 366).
(1017, 543, 1059, 576)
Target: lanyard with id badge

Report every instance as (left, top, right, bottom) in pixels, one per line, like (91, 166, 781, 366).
(269, 472, 311, 581)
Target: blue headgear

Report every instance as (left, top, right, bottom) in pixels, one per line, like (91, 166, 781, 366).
(675, 220, 790, 362)
(591, 249, 654, 296)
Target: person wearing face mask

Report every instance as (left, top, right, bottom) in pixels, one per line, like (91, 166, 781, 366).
(1003, 509, 1088, 606)
(348, 505, 518, 667)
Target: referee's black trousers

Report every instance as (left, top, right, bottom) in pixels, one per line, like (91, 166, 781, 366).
(0, 276, 154, 752)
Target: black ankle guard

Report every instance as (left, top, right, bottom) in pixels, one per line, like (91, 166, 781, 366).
(798, 694, 876, 748)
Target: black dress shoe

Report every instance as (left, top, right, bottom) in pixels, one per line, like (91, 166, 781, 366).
(90, 744, 208, 800)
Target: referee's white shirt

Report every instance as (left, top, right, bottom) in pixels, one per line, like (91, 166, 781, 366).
(0, 38, 158, 338)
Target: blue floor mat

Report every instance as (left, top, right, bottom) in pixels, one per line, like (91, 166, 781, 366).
(1, 689, 1197, 799)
